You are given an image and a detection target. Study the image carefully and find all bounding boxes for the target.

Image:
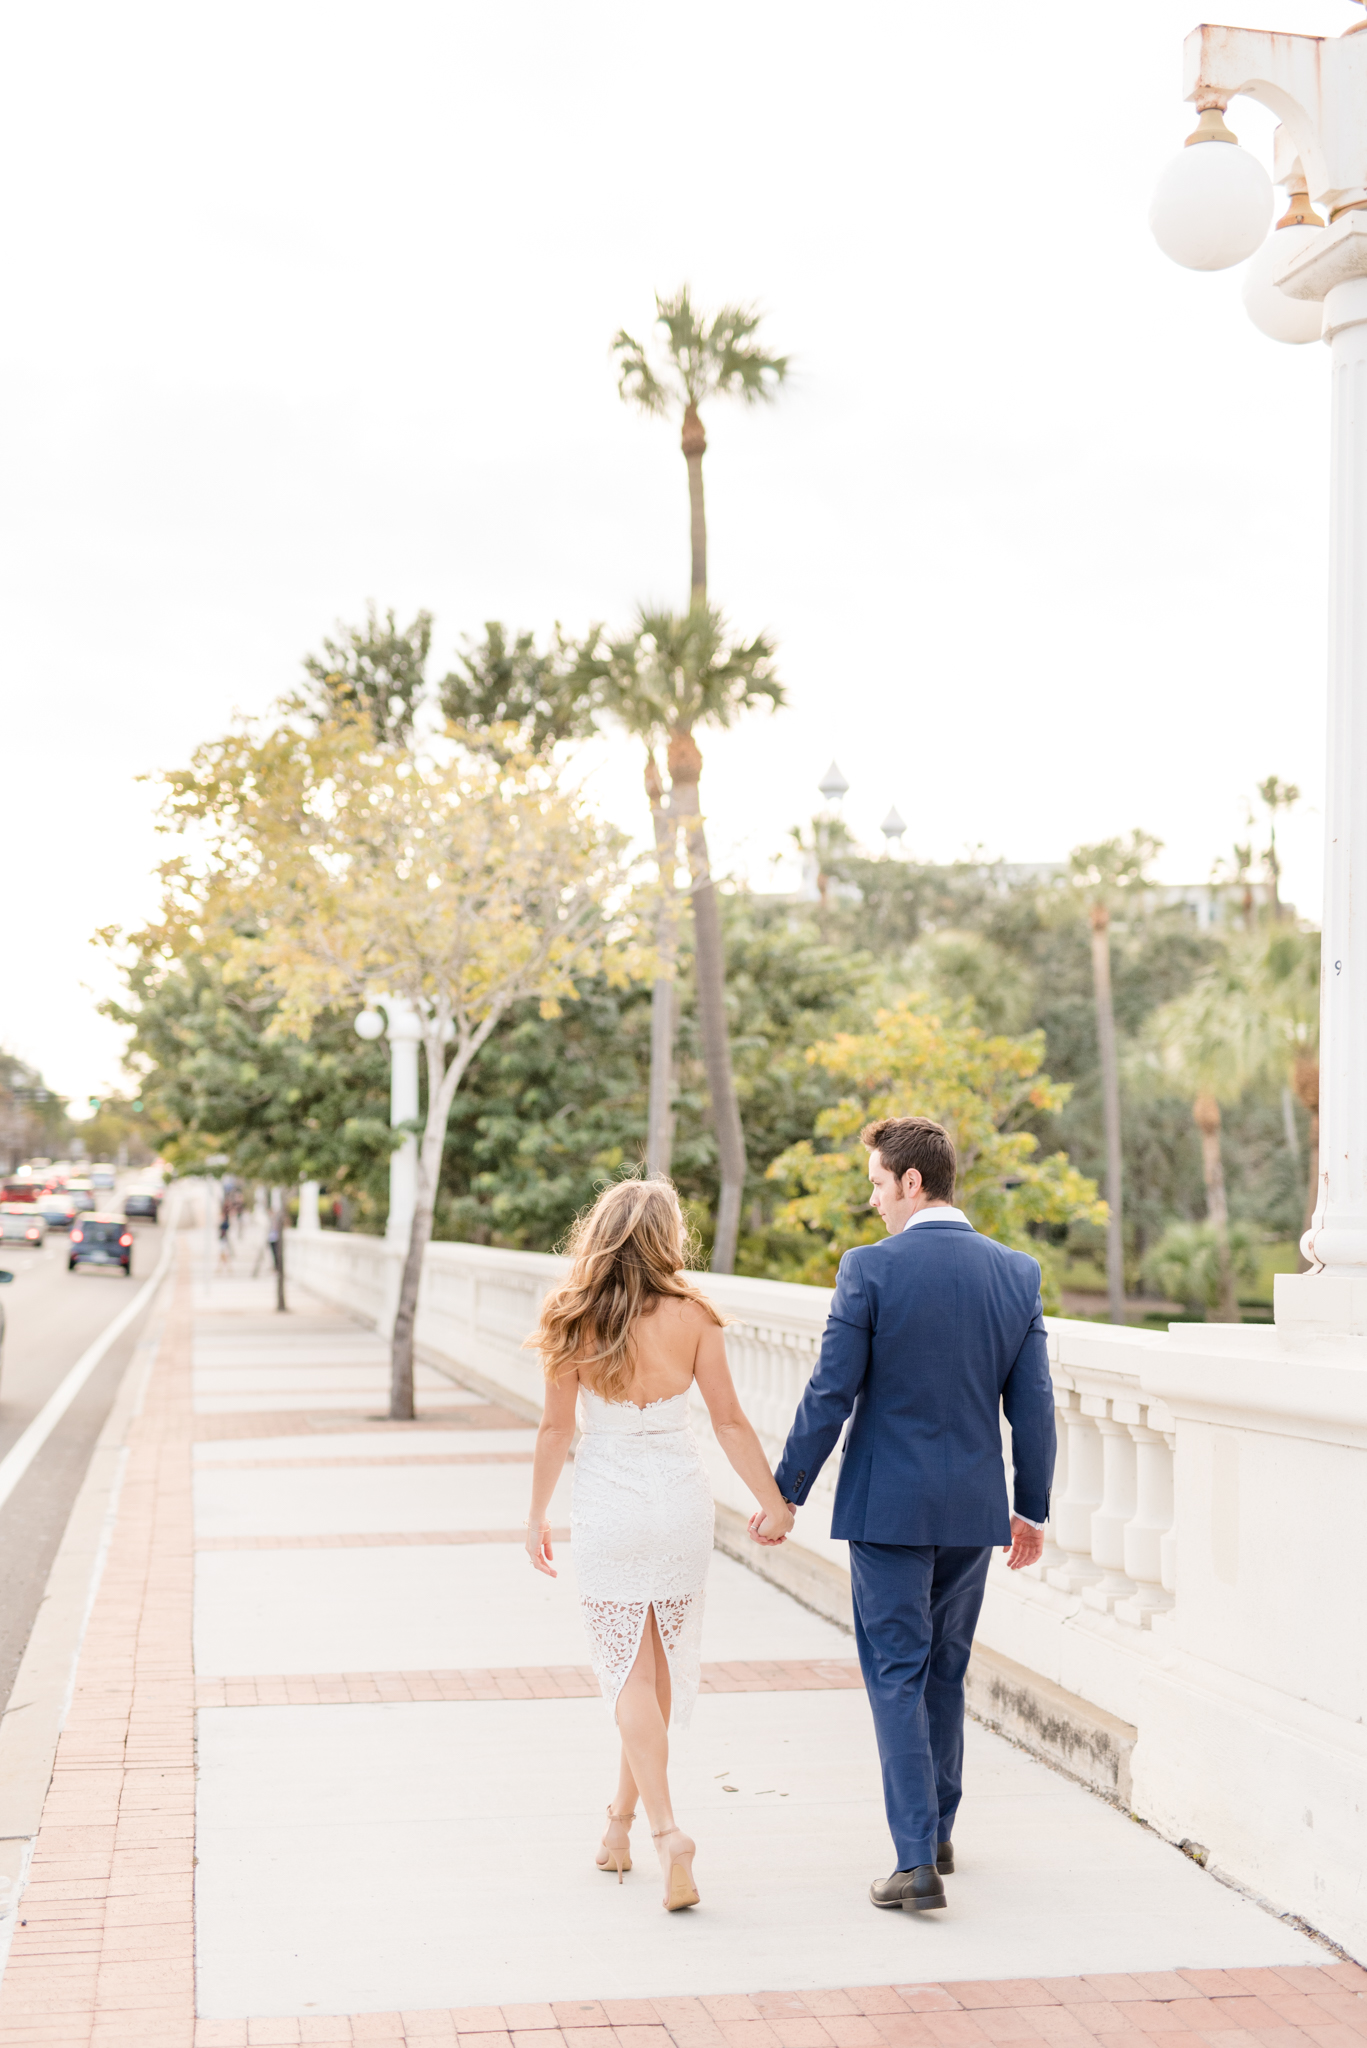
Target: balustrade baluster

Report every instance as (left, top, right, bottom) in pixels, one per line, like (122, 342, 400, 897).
(1081, 1400, 1138, 1612)
(1045, 1392, 1105, 1592)
(1113, 1399, 1176, 1627)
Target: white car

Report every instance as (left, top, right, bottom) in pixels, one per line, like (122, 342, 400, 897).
(0, 1203, 47, 1247)
(91, 1165, 116, 1191)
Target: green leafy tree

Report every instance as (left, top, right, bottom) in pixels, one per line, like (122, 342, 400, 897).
(155, 710, 639, 1419)
(0, 1051, 69, 1170)
(767, 997, 1105, 1302)
(104, 937, 394, 1211)
(613, 286, 789, 605)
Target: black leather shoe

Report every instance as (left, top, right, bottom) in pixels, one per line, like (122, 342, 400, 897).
(869, 1865, 947, 1911)
(937, 1840, 954, 1875)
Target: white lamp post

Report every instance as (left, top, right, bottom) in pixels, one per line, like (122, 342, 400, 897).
(355, 996, 423, 1246)
(1153, 12, 1367, 1315)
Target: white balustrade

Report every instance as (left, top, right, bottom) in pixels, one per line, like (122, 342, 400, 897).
(286, 1228, 1179, 1632)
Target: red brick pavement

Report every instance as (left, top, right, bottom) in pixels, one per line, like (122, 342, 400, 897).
(191, 1660, 865, 1707)
(185, 1964, 1367, 2047)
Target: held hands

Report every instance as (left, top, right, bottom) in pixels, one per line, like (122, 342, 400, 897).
(747, 1501, 796, 1547)
(526, 1519, 557, 1577)
(1002, 1515, 1044, 1572)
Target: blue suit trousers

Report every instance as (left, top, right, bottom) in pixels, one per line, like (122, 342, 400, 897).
(847, 1542, 993, 1872)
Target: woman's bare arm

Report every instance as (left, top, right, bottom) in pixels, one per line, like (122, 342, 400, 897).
(692, 1319, 795, 1539)
(526, 1368, 578, 1577)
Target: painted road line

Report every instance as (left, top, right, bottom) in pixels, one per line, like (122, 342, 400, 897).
(0, 1198, 178, 1515)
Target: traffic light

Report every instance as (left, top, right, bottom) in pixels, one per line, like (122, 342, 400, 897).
(88, 1096, 101, 1112)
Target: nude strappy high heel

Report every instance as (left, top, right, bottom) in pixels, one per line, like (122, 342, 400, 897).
(596, 1805, 635, 1881)
(653, 1824, 699, 1911)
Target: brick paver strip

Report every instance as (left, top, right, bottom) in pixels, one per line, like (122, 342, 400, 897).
(193, 1660, 866, 1707)
(0, 1246, 200, 2046)
(192, 1406, 531, 1440)
(181, 1970, 1365, 2046)
(195, 1453, 535, 1469)
(194, 1528, 570, 1551)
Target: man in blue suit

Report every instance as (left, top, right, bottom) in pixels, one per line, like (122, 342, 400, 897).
(751, 1115, 1055, 1912)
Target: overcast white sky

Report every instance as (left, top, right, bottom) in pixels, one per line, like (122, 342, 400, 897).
(0, 0, 1344, 1110)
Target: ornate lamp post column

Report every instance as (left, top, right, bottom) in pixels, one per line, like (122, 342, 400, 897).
(1154, 16, 1367, 1324)
(355, 997, 423, 1246)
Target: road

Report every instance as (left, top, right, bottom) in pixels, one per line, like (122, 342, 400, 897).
(0, 1199, 171, 1717)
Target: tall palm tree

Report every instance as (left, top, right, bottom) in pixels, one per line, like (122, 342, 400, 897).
(608, 289, 787, 1237)
(1255, 774, 1301, 921)
(613, 288, 789, 605)
(1068, 833, 1161, 1325)
(580, 605, 784, 1270)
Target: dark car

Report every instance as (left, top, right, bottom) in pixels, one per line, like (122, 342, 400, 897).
(123, 1190, 162, 1222)
(68, 1215, 134, 1276)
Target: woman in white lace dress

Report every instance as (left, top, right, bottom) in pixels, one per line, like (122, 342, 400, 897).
(525, 1179, 795, 1912)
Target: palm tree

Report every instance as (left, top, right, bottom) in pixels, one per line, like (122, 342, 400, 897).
(610, 289, 787, 1212)
(1255, 774, 1301, 921)
(1149, 928, 1317, 1315)
(612, 287, 789, 606)
(1068, 833, 1161, 1325)
(580, 605, 784, 1269)
(790, 813, 857, 939)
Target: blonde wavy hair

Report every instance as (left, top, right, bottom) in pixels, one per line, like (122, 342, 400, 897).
(529, 1178, 723, 1403)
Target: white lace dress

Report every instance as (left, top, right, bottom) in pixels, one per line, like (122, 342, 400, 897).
(572, 1385, 715, 1730)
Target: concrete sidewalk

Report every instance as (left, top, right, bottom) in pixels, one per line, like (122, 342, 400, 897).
(0, 1235, 1359, 2046)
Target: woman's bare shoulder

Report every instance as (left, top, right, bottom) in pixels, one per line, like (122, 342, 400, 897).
(650, 1290, 715, 1323)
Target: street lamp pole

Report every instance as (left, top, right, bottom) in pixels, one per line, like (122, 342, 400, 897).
(355, 997, 423, 1246)
(1156, 16, 1367, 1320)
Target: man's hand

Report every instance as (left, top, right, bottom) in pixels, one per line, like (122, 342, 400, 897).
(748, 1502, 795, 1546)
(1002, 1516, 1044, 1571)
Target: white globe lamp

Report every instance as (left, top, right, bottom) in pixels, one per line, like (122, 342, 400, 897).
(1242, 192, 1325, 343)
(1150, 107, 1274, 272)
(354, 1008, 385, 1041)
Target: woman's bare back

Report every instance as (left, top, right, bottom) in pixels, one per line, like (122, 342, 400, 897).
(579, 1294, 714, 1409)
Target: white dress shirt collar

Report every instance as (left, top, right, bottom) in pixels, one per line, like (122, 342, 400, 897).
(902, 1205, 971, 1232)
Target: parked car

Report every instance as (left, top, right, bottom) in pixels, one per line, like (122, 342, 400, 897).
(65, 1180, 96, 1215)
(0, 1204, 47, 1247)
(37, 1191, 79, 1231)
(68, 1216, 134, 1276)
(123, 1189, 162, 1222)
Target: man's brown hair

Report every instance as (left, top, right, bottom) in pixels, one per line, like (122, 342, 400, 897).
(861, 1116, 956, 1202)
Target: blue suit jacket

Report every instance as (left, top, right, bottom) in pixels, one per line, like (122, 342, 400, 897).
(772, 1217, 1056, 1546)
